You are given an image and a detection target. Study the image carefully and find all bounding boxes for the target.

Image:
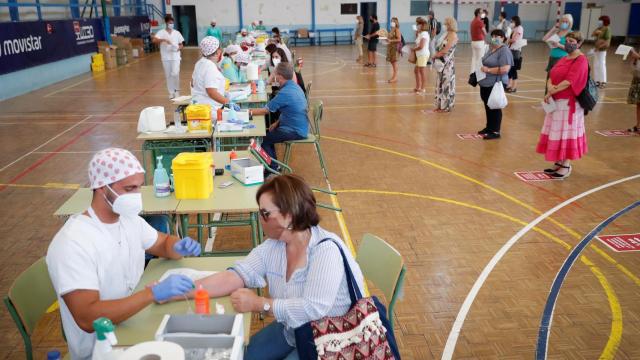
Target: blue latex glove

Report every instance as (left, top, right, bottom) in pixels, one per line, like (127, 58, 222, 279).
(231, 103, 241, 111)
(173, 237, 202, 257)
(151, 274, 194, 302)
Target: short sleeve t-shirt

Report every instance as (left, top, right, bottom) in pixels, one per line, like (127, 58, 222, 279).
(479, 45, 514, 87)
(46, 211, 157, 360)
(266, 80, 309, 137)
(415, 31, 431, 57)
(155, 29, 184, 61)
(191, 57, 227, 108)
(471, 18, 486, 41)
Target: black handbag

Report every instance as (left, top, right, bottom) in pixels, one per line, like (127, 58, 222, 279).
(468, 72, 478, 87)
(295, 239, 401, 359)
(576, 63, 598, 115)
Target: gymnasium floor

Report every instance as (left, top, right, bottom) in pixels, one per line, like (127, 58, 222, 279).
(1, 42, 639, 359)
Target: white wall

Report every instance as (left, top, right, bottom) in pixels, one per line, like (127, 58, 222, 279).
(243, 0, 310, 28)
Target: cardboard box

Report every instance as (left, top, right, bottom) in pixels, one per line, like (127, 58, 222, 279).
(230, 158, 264, 185)
(131, 38, 144, 47)
(98, 45, 117, 58)
(132, 46, 145, 58)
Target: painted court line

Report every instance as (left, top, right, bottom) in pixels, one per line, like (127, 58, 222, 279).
(536, 201, 639, 360)
(0, 115, 92, 173)
(442, 173, 640, 360)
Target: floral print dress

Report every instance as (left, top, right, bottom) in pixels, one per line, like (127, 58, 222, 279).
(435, 37, 456, 111)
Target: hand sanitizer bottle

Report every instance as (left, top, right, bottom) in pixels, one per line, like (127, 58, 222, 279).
(91, 317, 118, 360)
(153, 155, 171, 198)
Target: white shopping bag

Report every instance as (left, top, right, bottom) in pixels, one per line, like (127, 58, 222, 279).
(541, 97, 557, 114)
(487, 82, 508, 109)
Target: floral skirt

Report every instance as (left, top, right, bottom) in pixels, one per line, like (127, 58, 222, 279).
(627, 75, 640, 104)
(536, 99, 588, 161)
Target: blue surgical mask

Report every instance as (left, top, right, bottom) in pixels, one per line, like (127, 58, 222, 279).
(491, 37, 502, 46)
(560, 22, 569, 30)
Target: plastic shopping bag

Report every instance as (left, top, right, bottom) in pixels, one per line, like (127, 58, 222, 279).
(487, 82, 508, 109)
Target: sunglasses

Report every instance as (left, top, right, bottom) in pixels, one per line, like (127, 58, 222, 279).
(259, 208, 280, 221)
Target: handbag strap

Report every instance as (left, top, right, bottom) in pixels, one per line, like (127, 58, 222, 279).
(318, 238, 363, 305)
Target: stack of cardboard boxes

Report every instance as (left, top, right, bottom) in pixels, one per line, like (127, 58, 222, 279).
(131, 38, 146, 58)
(97, 41, 117, 69)
(111, 36, 132, 66)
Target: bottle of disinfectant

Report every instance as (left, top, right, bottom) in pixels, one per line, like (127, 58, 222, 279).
(194, 285, 210, 315)
(228, 102, 237, 122)
(91, 317, 118, 360)
(154, 155, 171, 198)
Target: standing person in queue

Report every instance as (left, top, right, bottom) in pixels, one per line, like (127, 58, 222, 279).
(354, 16, 364, 63)
(153, 14, 184, 99)
(386, 17, 402, 83)
(470, 8, 488, 73)
(433, 17, 458, 113)
(363, 15, 380, 67)
(477, 30, 513, 140)
(626, 47, 640, 134)
(591, 15, 611, 88)
(507, 15, 524, 93)
(543, 14, 573, 90)
(413, 17, 430, 94)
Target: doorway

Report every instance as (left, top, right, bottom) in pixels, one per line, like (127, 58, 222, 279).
(172, 5, 197, 46)
(360, 2, 377, 36)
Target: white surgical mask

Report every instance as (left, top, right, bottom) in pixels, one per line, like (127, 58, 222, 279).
(272, 58, 281, 67)
(231, 54, 238, 62)
(481, 14, 486, 19)
(167, 23, 174, 30)
(597, 20, 603, 27)
(105, 185, 143, 216)
(412, 24, 418, 31)
(391, 22, 397, 28)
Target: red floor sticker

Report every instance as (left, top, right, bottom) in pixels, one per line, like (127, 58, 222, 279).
(514, 171, 558, 181)
(595, 130, 633, 137)
(457, 134, 484, 140)
(597, 234, 640, 252)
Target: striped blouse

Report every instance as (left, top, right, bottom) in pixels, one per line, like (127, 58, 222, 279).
(230, 225, 366, 346)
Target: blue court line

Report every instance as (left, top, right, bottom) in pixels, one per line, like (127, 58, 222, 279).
(536, 200, 640, 360)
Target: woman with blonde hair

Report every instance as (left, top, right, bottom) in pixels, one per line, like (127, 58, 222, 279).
(433, 17, 458, 112)
(542, 14, 573, 87)
(412, 17, 430, 93)
(386, 17, 402, 83)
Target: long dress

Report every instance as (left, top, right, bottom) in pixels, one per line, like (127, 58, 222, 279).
(386, 29, 399, 63)
(536, 55, 589, 161)
(434, 37, 456, 111)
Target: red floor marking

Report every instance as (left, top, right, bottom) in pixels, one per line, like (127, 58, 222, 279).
(0, 78, 163, 192)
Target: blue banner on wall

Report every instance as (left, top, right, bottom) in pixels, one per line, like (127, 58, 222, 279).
(0, 18, 104, 75)
(110, 16, 151, 38)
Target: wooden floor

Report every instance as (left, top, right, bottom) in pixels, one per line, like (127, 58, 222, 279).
(1, 43, 639, 359)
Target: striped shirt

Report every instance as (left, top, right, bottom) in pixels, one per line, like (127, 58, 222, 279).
(230, 225, 365, 346)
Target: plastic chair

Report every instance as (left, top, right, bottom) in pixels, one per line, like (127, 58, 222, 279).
(356, 234, 406, 331)
(283, 99, 328, 179)
(4, 257, 59, 360)
(247, 141, 340, 212)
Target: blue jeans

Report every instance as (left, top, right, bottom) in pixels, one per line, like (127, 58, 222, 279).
(261, 127, 305, 170)
(245, 321, 299, 360)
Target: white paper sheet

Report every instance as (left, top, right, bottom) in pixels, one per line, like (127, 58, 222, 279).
(546, 34, 560, 48)
(475, 69, 487, 82)
(541, 97, 557, 114)
(158, 268, 217, 282)
(615, 44, 633, 60)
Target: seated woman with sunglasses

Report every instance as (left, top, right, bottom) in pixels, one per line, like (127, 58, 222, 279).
(191, 174, 365, 360)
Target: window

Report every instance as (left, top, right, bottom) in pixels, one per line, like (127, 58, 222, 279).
(341, 3, 357, 15)
(410, 1, 429, 16)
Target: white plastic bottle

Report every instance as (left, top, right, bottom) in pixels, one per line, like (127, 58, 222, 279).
(91, 317, 118, 360)
(153, 155, 171, 198)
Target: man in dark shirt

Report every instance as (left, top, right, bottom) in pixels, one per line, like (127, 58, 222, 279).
(363, 15, 380, 67)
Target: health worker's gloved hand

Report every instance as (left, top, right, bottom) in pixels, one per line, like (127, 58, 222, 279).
(231, 103, 241, 111)
(151, 274, 194, 302)
(173, 237, 202, 257)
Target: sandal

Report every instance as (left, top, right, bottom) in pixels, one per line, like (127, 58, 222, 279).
(627, 126, 640, 133)
(544, 162, 563, 174)
(551, 164, 572, 179)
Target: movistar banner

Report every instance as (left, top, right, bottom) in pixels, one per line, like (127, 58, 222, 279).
(0, 18, 104, 75)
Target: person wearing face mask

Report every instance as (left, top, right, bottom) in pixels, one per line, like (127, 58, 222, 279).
(354, 16, 364, 62)
(482, 9, 490, 33)
(46, 148, 201, 360)
(249, 63, 308, 172)
(543, 13, 573, 89)
(363, 15, 380, 67)
(385, 17, 402, 83)
(190, 174, 366, 360)
(478, 29, 513, 140)
(537, 32, 589, 179)
(236, 28, 255, 48)
(152, 14, 185, 99)
(591, 15, 611, 88)
(506, 15, 524, 93)
(432, 17, 458, 113)
(470, 8, 488, 74)
(413, 17, 430, 93)
(230, 51, 250, 83)
(220, 44, 242, 79)
(206, 18, 223, 44)
(191, 36, 232, 109)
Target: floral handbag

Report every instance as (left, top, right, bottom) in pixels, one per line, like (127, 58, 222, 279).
(295, 239, 401, 360)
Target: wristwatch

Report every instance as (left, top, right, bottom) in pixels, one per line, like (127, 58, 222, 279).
(262, 298, 271, 313)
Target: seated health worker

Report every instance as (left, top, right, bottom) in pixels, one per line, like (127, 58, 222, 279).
(191, 174, 366, 360)
(191, 36, 231, 109)
(46, 148, 201, 360)
(220, 44, 242, 79)
(223, 50, 250, 84)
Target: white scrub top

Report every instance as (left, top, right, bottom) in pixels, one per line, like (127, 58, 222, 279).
(191, 57, 227, 108)
(155, 29, 184, 61)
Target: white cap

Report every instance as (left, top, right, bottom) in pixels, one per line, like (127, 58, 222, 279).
(241, 28, 247, 33)
(211, 19, 217, 23)
(235, 52, 250, 64)
(224, 44, 242, 55)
